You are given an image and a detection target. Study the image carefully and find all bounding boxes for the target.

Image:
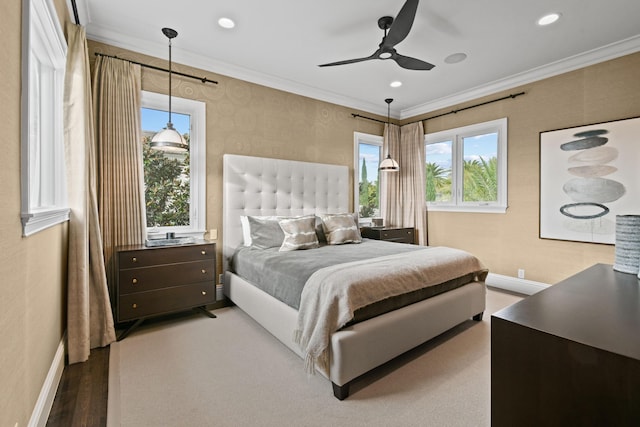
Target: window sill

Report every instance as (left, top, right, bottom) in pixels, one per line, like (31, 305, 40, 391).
(427, 205, 507, 214)
(147, 229, 207, 240)
(22, 208, 70, 236)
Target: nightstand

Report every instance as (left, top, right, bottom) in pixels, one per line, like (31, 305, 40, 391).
(115, 241, 217, 340)
(361, 227, 415, 244)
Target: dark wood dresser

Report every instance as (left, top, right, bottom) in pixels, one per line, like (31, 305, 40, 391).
(115, 241, 216, 339)
(491, 263, 640, 426)
(360, 227, 415, 244)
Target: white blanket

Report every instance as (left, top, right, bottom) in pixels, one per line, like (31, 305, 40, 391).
(292, 246, 486, 374)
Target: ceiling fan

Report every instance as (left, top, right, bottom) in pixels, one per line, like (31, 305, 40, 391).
(318, 0, 434, 71)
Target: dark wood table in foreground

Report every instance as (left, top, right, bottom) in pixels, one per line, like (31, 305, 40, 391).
(491, 263, 640, 426)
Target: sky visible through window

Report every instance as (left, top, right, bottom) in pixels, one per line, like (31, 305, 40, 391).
(359, 143, 381, 183)
(426, 133, 497, 169)
(141, 108, 190, 135)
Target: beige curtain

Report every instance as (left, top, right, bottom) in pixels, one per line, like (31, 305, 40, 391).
(64, 24, 116, 364)
(380, 122, 401, 225)
(93, 55, 147, 304)
(381, 122, 428, 245)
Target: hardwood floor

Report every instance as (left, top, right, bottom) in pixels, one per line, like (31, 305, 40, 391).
(46, 346, 110, 427)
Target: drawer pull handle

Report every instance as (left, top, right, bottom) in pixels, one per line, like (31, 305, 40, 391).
(201, 250, 206, 255)
(132, 303, 137, 309)
(132, 278, 138, 284)
(202, 269, 206, 274)
(132, 257, 137, 263)
(202, 291, 207, 295)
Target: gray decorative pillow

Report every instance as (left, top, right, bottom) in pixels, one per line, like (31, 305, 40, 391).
(247, 216, 286, 249)
(278, 215, 319, 252)
(321, 213, 362, 245)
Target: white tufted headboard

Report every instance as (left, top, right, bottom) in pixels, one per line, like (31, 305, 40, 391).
(222, 154, 350, 271)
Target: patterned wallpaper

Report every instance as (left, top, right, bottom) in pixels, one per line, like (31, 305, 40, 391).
(87, 40, 383, 272)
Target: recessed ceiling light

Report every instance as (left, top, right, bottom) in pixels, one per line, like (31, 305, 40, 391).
(390, 81, 402, 88)
(444, 52, 467, 64)
(537, 13, 561, 26)
(218, 17, 235, 29)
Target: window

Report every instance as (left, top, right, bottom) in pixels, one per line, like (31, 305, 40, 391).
(21, 0, 69, 236)
(354, 132, 383, 222)
(425, 118, 507, 213)
(141, 91, 206, 237)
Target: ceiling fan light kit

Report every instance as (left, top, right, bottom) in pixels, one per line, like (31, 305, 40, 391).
(318, 0, 434, 71)
(151, 27, 189, 153)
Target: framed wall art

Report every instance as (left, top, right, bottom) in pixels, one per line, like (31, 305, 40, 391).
(539, 116, 640, 244)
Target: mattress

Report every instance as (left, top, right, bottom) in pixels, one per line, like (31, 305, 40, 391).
(230, 239, 486, 323)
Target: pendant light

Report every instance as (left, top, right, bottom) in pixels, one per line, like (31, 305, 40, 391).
(379, 98, 399, 172)
(151, 27, 188, 153)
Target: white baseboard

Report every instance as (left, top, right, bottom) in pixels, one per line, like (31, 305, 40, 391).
(486, 273, 550, 295)
(28, 334, 66, 427)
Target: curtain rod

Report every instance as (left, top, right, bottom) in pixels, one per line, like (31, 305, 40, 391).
(71, 0, 80, 25)
(352, 91, 526, 125)
(94, 52, 219, 84)
(351, 113, 387, 124)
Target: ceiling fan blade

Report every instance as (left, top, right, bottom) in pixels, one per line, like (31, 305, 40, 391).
(383, 0, 419, 48)
(392, 53, 435, 70)
(318, 52, 378, 67)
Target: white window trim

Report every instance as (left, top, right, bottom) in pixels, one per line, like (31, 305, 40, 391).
(21, 0, 69, 236)
(425, 118, 508, 214)
(141, 91, 206, 239)
(354, 132, 383, 222)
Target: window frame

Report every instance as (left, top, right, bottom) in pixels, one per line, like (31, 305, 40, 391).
(20, 0, 69, 236)
(353, 132, 383, 223)
(141, 91, 206, 238)
(425, 117, 508, 213)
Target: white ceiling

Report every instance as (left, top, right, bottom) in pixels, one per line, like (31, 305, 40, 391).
(73, 0, 640, 119)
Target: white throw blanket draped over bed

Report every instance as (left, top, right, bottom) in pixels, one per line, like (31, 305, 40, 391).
(293, 246, 486, 374)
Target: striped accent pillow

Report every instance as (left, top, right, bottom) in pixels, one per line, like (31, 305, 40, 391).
(321, 213, 362, 245)
(278, 215, 319, 252)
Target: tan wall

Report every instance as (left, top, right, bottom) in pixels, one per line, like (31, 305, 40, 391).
(1, 1, 70, 426)
(405, 52, 640, 284)
(88, 40, 639, 285)
(2, 3, 638, 423)
(87, 40, 640, 285)
(87, 40, 385, 276)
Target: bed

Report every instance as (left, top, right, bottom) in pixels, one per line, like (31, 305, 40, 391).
(222, 154, 486, 399)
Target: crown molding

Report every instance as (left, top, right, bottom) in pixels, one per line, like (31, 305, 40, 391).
(85, 25, 393, 118)
(400, 34, 640, 120)
(85, 20, 640, 121)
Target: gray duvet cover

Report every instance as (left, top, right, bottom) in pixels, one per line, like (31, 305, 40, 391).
(230, 239, 483, 318)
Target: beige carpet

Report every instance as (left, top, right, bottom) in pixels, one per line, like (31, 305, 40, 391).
(108, 288, 521, 427)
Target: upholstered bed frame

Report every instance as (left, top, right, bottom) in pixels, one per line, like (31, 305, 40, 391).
(222, 154, 486, 399)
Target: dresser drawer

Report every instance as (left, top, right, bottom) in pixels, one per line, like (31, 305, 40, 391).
(118, 282, 216, 322)
(379, 228, 414, 242)
(361, 227, 415, 244)
(118, 244, 215, 269)
(118, 260, 214, 295)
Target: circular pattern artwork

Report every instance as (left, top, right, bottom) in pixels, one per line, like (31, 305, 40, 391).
(558, 129, 625, 224)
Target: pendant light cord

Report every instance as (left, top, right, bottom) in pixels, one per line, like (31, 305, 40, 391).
(168, 37, 173, 127)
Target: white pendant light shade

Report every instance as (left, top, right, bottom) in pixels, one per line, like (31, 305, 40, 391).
(379, 154, 399, 171)
(380, 98, 399, 172)
(151, 124, 188, 153)
(151, 27, 188, 153)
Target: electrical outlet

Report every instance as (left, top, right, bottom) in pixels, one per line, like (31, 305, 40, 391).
(209, 229, 218, 240)
(517, 269, 525, 279)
